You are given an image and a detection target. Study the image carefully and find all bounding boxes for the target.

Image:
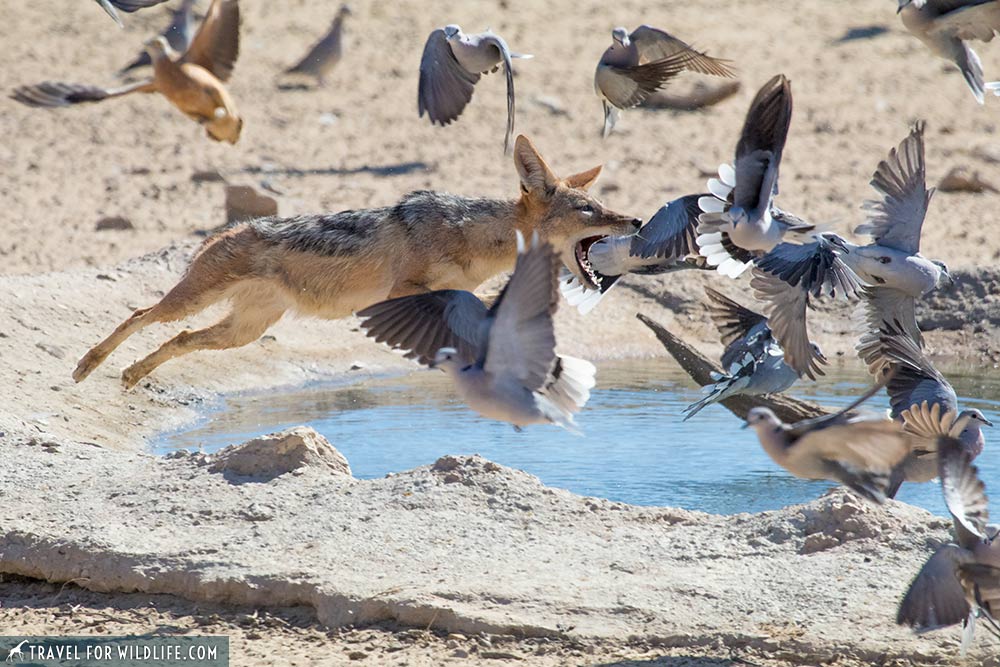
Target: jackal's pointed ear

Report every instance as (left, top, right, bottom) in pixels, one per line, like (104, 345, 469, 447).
(564, 165, 602, 191)
(514, 135, 558, 195)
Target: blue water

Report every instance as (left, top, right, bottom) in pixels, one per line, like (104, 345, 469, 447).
(153, 359, 1000, 516)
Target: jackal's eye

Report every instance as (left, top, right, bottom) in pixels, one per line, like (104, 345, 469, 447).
(576, 204, 594, 216)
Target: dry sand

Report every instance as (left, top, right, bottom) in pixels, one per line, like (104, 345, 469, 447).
(2, 0, 1000, 664)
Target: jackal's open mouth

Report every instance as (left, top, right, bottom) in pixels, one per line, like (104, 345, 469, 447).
(574, 235, 608, 291)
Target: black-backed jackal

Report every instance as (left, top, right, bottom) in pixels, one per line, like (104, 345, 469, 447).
(74, 135, 641, 388)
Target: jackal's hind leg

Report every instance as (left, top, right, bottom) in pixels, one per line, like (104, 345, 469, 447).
(73, 281, 231, 383)
(121, 297, 286, 390)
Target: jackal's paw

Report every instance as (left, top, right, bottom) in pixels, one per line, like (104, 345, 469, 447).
(120, 364, 149, 390)
(73, 352, 102, 383)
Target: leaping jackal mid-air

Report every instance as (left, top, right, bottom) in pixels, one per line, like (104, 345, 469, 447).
(73, 135, 641, 389)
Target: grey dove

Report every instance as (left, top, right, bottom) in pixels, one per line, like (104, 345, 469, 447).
(418, 25, 532, 154)
(284, 4, 352, 87)
(898, 0, 1000, 103)
(743, 380, 916, 504)
(749, 233, 865, 379)
(696, 74, 815, 278)
(858, 322, 991, 497)
(357, 232, 596, 433)
(119, 0, 197, 75)
(747, 122, 949, 379)
(683, 288, 820, 419)
(897, 430, 1000, 652)
(94, 0, 171, 27)
(839, 122, 953, 347)
(559, 193, 708, 314)
(595, 25, 734, 137)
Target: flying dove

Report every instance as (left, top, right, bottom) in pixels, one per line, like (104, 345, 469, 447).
(683, 287, 822, 419)
(696, 74, 816, 278)
(857, 321, 991, 496)
(284, 4, 352, 87)
(747, 123, 947, 380)
(418, 25, 532, 154)
(897, 0, 1000, 103)
(743, 379, 917, 504)
(559, 193, 708, 314)
(357, 232, 596, 433)
(94, 0, 171, 27)
(897, 429, 1000, 652)
(749, 233, 865, 380)
(119, 0, 197, 75)
(13, 0, 242, 144)
(838, 122, 952, 348)
(595, 25, 734, 137)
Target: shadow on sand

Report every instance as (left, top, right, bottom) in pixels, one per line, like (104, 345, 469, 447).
(595, 656, 750, 667)
(240, 161, 432, 178)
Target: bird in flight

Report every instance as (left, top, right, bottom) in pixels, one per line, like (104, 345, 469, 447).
(15, 0, 243, 144)
(418, 24, 532, 154)
(595, 25, 734, 137)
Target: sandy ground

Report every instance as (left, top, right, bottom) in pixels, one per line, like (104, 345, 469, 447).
(3, 0, 1000, 664)
(0, 577, 877, 667)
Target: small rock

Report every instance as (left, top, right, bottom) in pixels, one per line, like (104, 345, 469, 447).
(938, 166, 998, 194)
(96, 273, 116, 281)
(241, 502, 274, 522)
(347, 650, 366, 660)
(433, 455, 462, 473)
(451, 649, 470, 658)
(209, 427, 351, 479)
(225, 185, 278, 224)
(319, 112, 339, 126)
(259, 180, 285, 196)
(349, 361, 366, 371)
(481, 651, 521, 660)
(973, 145, 1000, 164)
(95, 216, 135, 231)
(530, 95, 567, 117)
(443, 473, 461, 484)
(36, 342, 66, 360)
(192, 168, 227, 183)
(801, 533, 841, 554)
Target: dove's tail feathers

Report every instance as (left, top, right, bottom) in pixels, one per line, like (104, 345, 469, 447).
(558, 270, 619, 315)
(695, 168, 757, 278)
(957, 43, 986, 105)
(601, 102, 620, 138)
(837, 466, 891, 505)
(541, 355, 597, 417)
(695, 228, 754, 278)
(960, 613, 977, 656)
(682, 373, 748, 420)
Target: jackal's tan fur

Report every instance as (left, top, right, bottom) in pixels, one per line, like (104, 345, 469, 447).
(73, 136, 640, 388)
